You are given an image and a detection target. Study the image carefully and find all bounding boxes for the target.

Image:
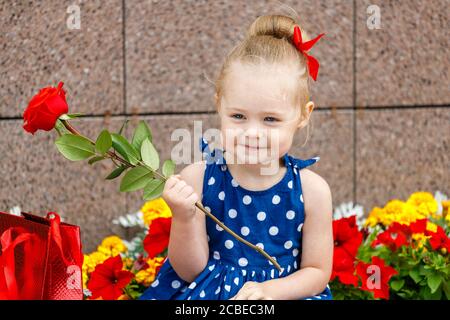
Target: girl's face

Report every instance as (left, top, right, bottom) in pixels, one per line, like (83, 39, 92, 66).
(217, 61, 312, 166)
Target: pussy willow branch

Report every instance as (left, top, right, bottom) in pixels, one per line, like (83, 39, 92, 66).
(60, 119, 282, 271)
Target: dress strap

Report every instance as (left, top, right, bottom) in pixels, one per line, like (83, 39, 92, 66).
(199, 136, 225, 165)
(284, 154, 320, 170)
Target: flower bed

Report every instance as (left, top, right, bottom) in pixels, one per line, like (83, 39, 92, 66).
(82, 191, 449, 300)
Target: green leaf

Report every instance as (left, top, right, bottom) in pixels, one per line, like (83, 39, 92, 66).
(141, 138, 159, 170)
(55, 134, 95, 161)
(95, 130, 112, 155)
(162, 159, 175, 177)
(427, 273, 442, 294)
(143, 179, 164, 201)
(390, 279, 405, 291)
(88, 156, 106, 165)
(105, 166, 127, 180)
(132, 120, 153, 151)
(111, 133, 140, 165)
(120, 166, 153, 192)
(409, 269, 421, 284)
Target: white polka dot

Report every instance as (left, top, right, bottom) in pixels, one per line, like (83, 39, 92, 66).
(251, 271, 256, 277)
(228, 209, 237, 218)
(208, 264, 215, 271)
(284, 240, 293, 249)
(205, 206, 211, 212)
(294, 168, 298, 175)
(313, 156, 320, 162)
(187, 296, 191, 300)
(171, 280, 181, 289)
(225, 240, 234, 249)
(242, 270, 247, 276)
(292, 249, 299, 257)
(214, 273, 220, 279)
(238, 258, 248, 267)
(221, 165, 227, 171)
(218, 191, 225, 200)
(257, 211, 266, 221)
(286, 210, 295, 220)
(297, 223, 304, 232)
(151, 279, 159, 287)
(200, 290, 206, 298)
(213, 251, 220, 260)
(288, 181, 293, 189)
(234, 277, 239, 286)
(216, 224, 224, 231)
(231, 179, 239, 187)
(287, 265, 291, 273)
(188, 282, 197, 289)
(181, 286, 187, 293)
(256, 243, 264, 250)
(215, 287, 221, 294)
(225, 285, 231, 292)
(294, 261, 298, 269)
(208, 177, 215, 185)
(243, 195, 252, 205)
(300, 194, 304, 203)
(269, 226, 279, 236)
(271, 269, 275, 278)
(241, 226, 250, 236)
(272, 195, 281, 204)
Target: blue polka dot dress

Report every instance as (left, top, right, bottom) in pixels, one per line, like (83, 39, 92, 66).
(139, 137, 332, 300)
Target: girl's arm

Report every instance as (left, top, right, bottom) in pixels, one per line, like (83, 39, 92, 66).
(261, 169, 333, 299)
(166, 161, 210, 283)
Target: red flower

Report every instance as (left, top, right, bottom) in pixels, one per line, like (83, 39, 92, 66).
(331, 216, 363, 286)
(409, 219, 427, 234)
(143, 217, 171, 258)
(23, 82, 68, 134)
(427, 226, 450, 252)
(372, 222, 411, 251)
(356, 256, 398, 300)
(87, 255, 134, 300)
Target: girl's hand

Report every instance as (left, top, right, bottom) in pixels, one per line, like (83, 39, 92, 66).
(229, 281, 274, 300)
(162, 174, 199, 221)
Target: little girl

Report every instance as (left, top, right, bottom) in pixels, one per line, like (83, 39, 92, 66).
(140, 14, 333, 300)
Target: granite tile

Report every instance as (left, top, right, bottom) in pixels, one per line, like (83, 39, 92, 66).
(356, 0, 449, 107)
(125, 0, 353, 113)
(0, 0, 124, 118)
(356, 107, 450, 211)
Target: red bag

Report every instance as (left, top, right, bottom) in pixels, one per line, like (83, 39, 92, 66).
(0, 211, 83, 300)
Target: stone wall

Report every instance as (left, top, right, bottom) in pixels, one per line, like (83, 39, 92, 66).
(1, 0, 448, 251)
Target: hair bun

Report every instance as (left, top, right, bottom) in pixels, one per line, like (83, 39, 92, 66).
(246, 15, 303, 41)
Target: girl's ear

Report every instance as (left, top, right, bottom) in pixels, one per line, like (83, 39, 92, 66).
(297, 101, 315, 129)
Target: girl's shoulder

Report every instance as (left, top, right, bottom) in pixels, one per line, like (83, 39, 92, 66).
(299, 168, 332, 217)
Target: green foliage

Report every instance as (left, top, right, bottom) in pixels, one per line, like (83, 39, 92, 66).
(55, 134, 96, 161)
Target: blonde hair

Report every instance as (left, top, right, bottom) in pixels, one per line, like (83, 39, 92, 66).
(215, 15, 313, 123)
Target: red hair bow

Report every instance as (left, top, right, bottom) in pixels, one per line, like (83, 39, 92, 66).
(293, 25, 325, 81)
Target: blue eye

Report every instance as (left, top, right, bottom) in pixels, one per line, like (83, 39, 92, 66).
(264, 117, 279, 122)
(231, 114, 244, 119)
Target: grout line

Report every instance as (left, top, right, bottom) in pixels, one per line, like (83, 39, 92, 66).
(122, 0, 127, 114)
(2, 104, 449, 121)
(353, 0, 358, 204)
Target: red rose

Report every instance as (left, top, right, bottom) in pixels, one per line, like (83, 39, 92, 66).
(23, 82, 68, 134)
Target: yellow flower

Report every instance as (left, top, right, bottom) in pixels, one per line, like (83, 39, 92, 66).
(407, 192, 438, 217)
(442, 200, 450, 219)
(134, 257, 165, 286)
(141, 197, 172, 226)
(425, 221, 438, 233)
(97, 236, 127, 257)
(84, 251, 108, 273)
(411, 233, 430, 249)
